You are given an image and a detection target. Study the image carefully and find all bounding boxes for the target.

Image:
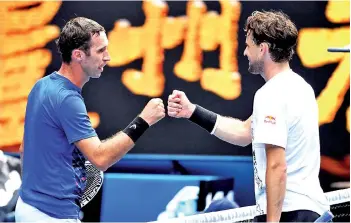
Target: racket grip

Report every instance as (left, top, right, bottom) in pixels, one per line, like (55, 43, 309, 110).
(314, 211, 334, 222)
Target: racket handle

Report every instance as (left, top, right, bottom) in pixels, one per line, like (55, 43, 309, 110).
(314, 211, 334, 222)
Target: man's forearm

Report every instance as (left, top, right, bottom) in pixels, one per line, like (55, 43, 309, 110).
(213, 116, 252, 147)
(266, 166, 287, 222)
(185, 105, 251, 146)
(97, 132, 134, 170)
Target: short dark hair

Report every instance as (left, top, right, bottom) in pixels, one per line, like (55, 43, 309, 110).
(56, 17, 105, 63)
(244, 10, 298, 63)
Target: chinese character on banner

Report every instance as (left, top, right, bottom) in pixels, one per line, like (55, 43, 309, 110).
(0, 1, 62, 148)
(297, 0, 350, 131)
(107, 0, 242, 100)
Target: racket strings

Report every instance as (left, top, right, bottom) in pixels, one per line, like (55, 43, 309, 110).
(80, 162, 103, 207)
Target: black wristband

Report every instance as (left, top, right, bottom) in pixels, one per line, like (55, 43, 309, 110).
(123, 116, 149, 143)
(188, 105, 217, 133)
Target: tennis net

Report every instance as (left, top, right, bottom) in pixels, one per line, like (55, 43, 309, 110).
(150, 188, 350, 223)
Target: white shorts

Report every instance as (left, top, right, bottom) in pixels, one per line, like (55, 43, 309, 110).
(15, 196, 81, 223)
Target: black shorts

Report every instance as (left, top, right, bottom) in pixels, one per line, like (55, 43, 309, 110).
(254, 210, 320, 222)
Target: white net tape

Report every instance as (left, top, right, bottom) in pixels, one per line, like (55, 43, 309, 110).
(149, 188, 350, 223)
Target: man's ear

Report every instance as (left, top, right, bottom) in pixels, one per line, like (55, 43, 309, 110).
(72, 49, 84, 62)
(260, 42, 269, 54)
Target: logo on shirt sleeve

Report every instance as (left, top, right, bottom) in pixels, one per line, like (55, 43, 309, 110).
(264, 115, 276, 125)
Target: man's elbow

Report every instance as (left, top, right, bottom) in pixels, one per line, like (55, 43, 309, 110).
(268, 161, 287, 173)
(238, 128, 252, 147)
(236, 136, 252, 147)
(91, 143, 110, 172)
(267, 162, 287, 184)
(91, 150, 109, 171)
(238, 140, 251, 147)
(98, 166, 108, 172)
(94, 159, 109, 172)
(93, 152, 120, 172)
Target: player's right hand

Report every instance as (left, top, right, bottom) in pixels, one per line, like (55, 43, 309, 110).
(139, 98, 165, 126)
(167, 90, 196, 119)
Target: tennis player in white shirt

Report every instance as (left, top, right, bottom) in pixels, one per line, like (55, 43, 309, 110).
(167, 10, 330, 222)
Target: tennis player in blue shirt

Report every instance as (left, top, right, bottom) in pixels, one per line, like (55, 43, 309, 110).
(15, 17, 165, 222)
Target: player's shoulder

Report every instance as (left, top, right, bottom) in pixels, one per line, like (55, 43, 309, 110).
(289, 71, 310, 86)
(58, 90, 83, 109)
(268, 70, 312, 94)
(34, 73, 82, 109)
(286, 71, 315, 96)
(46, 72, 82, 101)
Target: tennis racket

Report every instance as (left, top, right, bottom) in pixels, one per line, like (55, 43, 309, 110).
(80, 161, 104, 208)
